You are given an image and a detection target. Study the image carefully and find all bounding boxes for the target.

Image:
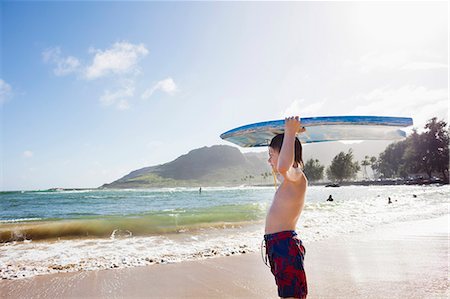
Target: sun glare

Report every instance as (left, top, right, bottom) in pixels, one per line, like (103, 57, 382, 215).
(352, 2, 445, 48)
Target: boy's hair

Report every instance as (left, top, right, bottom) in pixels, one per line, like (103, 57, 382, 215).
(269, 134, 304, 169)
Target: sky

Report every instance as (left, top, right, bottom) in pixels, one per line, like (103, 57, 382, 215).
(1, 1, 448, 191)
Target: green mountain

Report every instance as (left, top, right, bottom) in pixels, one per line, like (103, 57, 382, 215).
(101, 145, 272, 188)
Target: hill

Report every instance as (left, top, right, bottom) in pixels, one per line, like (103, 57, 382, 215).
(101, 145, 271, 188)
(101, 140, 394, 188)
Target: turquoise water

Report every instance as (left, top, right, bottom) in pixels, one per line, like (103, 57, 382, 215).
(0, 187, 274, 241)
(0, 188, 273, 222)
(1, 185, 448, 242)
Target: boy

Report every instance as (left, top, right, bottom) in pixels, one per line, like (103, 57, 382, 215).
(265, 116, 308, 299)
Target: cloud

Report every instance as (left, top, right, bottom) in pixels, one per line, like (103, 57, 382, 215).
(84, 42, 149, 80)
(401, 61, 448, 71)
(283, 98, 327, 118)
(42, 47, 80, 76)
(55, 56, 81, 76)
(350, 50, 448, 73)
(116, 99, 130, 111)
(282, 85, 448, 132)
(23, 150, 34, 158)
(348, 85, 448, 131)
(0, 79, 13, 104)
(142, 77, 178, 99)
(41, 42, 164, 110)
(99, 81, 134, 110)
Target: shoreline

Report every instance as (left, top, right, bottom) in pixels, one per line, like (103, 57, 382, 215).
(1, 214, 448, 298)
(2, 180, 448, 193)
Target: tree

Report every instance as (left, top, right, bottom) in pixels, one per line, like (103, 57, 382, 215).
(376, 141, 407, 178)
(421, 118, 449, 180)
(326, 150, 361, 182)
(375, 117, 449, 181)
(303, 159, 325, 181)
(401, 129, 422, 175)
(260, 173, 269, 184)
(369, 156, 378, 179)
(361, 156, 371, 180)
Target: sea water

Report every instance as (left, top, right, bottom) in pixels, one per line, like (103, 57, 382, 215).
(0, 185, 448, 279)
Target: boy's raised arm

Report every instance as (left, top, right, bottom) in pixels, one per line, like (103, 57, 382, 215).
(277, 116, 302, 174)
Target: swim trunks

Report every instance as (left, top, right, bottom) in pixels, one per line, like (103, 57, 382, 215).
(264, 231, 307, 298)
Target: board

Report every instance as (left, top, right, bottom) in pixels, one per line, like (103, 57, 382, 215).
(220, 116, 413, 147)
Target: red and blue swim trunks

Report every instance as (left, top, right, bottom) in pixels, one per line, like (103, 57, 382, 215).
(264, 231, 307, 298)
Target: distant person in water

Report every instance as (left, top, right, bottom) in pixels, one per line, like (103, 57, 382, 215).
(388, 197, 392, 204)
(199, 187, 202, 194)
(265, 116, 308, 298)
(327, 195, 334, 202)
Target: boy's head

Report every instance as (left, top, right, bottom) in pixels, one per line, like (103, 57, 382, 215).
(268, 133, 303, 171)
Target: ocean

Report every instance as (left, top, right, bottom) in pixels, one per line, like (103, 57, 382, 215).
(1, 185, 448, 279)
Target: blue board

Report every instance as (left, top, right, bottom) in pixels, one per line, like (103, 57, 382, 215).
(220, 116, 413, 147)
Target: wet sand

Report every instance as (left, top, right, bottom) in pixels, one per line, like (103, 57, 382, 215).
(1, 215, 448, 298)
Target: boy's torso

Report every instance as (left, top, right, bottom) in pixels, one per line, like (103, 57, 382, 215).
(265, 173, 307, 234)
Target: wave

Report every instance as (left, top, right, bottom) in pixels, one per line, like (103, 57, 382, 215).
(0, 218, 43, 223)
(0, 203, 265, 242)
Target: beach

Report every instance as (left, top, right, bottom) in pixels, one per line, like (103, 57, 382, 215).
(1, 215, 448, 298)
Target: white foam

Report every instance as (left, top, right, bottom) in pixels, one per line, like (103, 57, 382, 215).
(0, 218, 42, 223)
(0, 227, 262, 279)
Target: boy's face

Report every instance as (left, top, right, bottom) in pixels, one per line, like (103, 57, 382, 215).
(268, 147, 279, 172)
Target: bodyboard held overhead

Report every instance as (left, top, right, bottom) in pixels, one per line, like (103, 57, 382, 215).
(220, 116, 413, 147)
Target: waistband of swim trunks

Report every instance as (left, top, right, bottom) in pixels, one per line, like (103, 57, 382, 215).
(264, 230, 297, 242)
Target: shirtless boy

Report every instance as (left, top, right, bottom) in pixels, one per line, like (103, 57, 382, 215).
(265, 116, 308, 299)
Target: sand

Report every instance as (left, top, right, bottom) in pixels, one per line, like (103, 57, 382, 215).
(1, 215, 448, 298)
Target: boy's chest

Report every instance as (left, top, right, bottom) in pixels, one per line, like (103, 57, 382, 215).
(273, 182, 302, 203)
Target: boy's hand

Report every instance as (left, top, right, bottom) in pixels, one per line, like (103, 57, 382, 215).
(285, 116, 306, 135)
